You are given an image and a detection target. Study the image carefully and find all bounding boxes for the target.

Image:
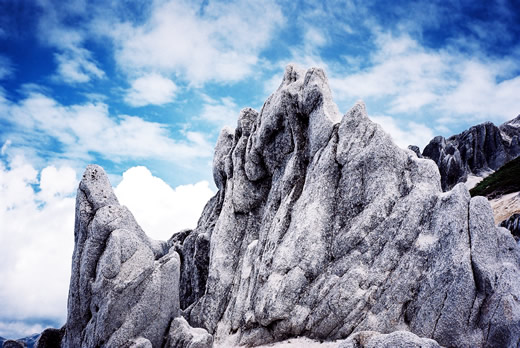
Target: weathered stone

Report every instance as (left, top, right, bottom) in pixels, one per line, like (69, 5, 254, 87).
(165, 317, 213, 348)
(500, 213, 520, 241)
(62, 165, 182, 348)
(34, 327, 65, 348)
(61, 65, 520, 348)
(422, 117, 520, 191)
(2, 340, 24, 348)
(339, 331, 442, 348)
(182, 65, 520, 348)
(408, 145, 423, 158)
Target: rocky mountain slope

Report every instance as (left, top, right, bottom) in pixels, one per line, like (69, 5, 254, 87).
(48, 65, 520, 348)
(421, 115, 520, 191)
(468, 156, 520, 236)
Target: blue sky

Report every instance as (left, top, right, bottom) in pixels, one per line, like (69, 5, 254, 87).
(0, 0, 519, 339)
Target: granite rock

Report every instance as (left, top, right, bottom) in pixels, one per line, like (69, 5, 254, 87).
(60, 65, 520, 348)
(62, 165, 208, 348)
(183, 65, 520, 348)
(500, 213, 520, 241)
(339, 330, 442, 348)
(422, 116, 520, 191)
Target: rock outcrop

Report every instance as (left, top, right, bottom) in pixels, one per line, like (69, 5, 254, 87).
(34, 327, 64, 348)
(500, 213, 520, 241)
(422, 115, 520, 191)
(60, 65, 520, 347)
(62, 165, 210, 348)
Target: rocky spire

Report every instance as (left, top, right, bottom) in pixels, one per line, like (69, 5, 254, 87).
(60, 65, 520, 348)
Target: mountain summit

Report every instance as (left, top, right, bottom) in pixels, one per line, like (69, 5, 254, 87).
(57, 65, 519, 348)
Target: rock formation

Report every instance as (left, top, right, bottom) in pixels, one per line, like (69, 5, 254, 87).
(34, 328, 64, 348)
(422, 115, 520, 191)
(61, 165, 211, 348)
(60, 65, 520, 347)
(500, 214, 520, 241)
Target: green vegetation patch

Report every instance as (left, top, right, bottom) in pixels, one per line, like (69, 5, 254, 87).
(470, 156, 520, 198)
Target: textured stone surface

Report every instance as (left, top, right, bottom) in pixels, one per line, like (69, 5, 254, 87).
(165, 317, 213, 348)
(35, 327, 65, 348)
(408, 145, 423, 158)
(181, 65, 520, 347)
(2, 340, 25, 348)
(500, 213, 520, 241)
(61, 65, 520, 348)
(339, 331, 441, 348)
(62, 165, 187, 347)
(422, 116, 520, 191)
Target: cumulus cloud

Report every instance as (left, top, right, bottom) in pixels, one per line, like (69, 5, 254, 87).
(1, 92, 213, 163)
(370, 115, 435, 149)
(329, 33, 520, 126)
(125, 73, 178, 107)
(114, 166, 215, 241)
(0, 156, 77, 333)
(110, 0, 284, 85)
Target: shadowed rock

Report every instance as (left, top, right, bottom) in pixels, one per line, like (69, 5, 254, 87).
(35, 327, 65, 348)
(422, 116, 520, 191)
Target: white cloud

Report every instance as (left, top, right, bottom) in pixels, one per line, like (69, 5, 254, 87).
(370, 115, 435, 149)
(440, 61, 520, 124)
(198, 97, 240, 128)
(54, 48, 105, 83)
(1, 140, 11, 155)
(328, 32, 520, 126)
(1, 92, 213, 163)
(36, 6, 105, 84)
(115, 166, 215, 241)
(110, 0, 284, 85)
(0, 321, 45, 339)
(0, 156, 77, 330)
(125, 73, 178, 107)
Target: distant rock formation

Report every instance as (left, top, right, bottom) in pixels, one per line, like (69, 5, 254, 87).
(59, 65, 520, 347)
(500, 213, 520, 241)
(2, 340, 25, 348)
(34, 328, 64, 348)
(422, 115, 520, 191)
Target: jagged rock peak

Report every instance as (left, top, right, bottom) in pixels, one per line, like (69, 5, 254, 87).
(422, 116, 520, 191)
(62, 165, 211, 348)
(186, 65, 519, 347)
(61, 65, 520, 348)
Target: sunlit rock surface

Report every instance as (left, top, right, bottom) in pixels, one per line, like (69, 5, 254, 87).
(60, 65, 520, 347)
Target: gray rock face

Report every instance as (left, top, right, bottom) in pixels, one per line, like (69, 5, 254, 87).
(62, 165, 209, 348)
(61, 65, 520, 348)
(500, 213, 520, 241)
(2, 341, 25, 348)
(422, 116, 520, 191)
(181, 65, 520, 347)
(408, 145, 423, 158)
(339, 330, 441, 348)
(34, 327, 64, 348)
(164, 317, 213, 348)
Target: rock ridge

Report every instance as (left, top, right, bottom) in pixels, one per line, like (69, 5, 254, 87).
(60, 65, 520, 347)
(421, 116, 520, 191)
